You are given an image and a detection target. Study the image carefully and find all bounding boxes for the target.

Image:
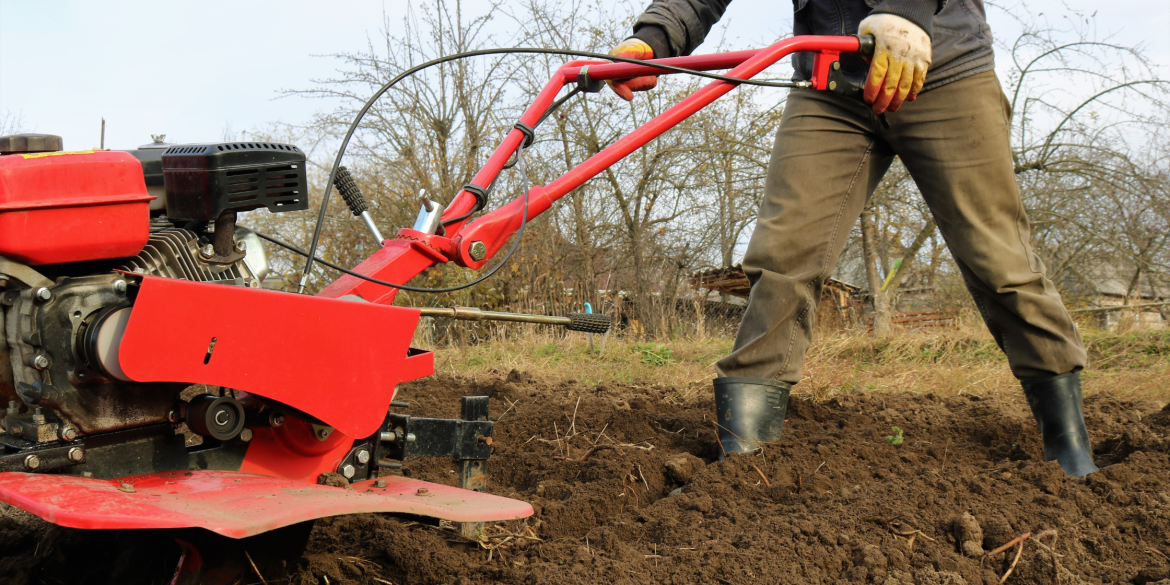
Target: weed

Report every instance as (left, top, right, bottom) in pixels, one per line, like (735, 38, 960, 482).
(631, 343, 674, 366)
(885, 426, 904, 446)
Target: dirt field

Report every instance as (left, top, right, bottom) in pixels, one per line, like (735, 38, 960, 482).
(2, 370, 1169, 584)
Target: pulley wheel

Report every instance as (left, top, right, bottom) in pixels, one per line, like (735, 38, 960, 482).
(187, 394, 246, 441)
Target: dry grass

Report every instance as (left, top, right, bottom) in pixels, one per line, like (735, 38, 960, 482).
(418, 319, 1170, 406)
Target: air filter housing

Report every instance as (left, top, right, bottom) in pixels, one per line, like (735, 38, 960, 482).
(161, 142, 308, 221)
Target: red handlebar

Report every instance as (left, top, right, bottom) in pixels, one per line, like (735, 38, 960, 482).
(318, 35, 868, 303)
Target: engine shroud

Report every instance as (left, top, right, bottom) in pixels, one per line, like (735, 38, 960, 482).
(162, 142, 308, 221)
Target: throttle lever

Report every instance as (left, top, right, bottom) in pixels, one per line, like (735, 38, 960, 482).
(333, 166, 386, 245)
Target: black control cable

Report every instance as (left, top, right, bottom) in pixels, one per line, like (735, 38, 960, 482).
(295, 46, 810, 294)
(260, 145, 532, 294)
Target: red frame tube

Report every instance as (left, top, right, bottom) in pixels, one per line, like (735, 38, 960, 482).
(318, 35, 862, 302)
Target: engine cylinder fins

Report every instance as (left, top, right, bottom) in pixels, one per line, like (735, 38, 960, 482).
(565, 313, 611, 334)
(186, 394, 246, 441)
(77, 305, 134, 383)
(117, 228, 261, 287)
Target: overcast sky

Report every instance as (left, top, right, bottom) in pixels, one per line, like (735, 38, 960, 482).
(1, 0, 1166, 152)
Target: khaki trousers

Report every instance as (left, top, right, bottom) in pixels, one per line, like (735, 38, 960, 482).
(715, 71, 1086, 383)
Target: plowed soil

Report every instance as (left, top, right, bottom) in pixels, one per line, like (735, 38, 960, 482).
(2, 372, 1169, 585)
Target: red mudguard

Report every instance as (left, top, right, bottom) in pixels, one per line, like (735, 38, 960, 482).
(117, 275, 433, 439)
(0, 470, 533, 538)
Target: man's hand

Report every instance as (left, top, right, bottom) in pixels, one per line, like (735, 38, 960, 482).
(606, 38, 657, 101)
(859, 14, 931, 114)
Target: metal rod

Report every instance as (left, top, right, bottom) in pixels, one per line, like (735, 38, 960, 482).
(417, 306, 571, 326)
(1068, 300, 1170, 313)
(359, 211, 385, 244)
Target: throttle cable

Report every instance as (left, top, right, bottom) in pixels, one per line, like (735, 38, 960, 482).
(296, 46, 804, 294)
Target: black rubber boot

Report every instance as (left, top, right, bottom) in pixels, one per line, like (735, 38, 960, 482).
(1021, 371, 1099, 477)
(713, 377, 792, 460)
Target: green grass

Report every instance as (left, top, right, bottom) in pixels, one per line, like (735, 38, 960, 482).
(420, 325, 1170, 404)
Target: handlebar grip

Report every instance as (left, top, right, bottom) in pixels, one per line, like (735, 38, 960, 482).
(566, 313, 611, 334)
(856, 35, 876, 58)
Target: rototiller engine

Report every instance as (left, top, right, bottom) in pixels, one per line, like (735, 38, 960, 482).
(0, 35, 871, 539)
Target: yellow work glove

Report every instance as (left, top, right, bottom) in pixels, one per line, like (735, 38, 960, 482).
(859, 14, 931, 114)
(606, 38, 657, 101)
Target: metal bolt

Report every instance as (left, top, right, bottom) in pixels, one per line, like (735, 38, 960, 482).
(34, 287, 51, 301)
(6, 400, 17, 415)
(239, 428, 253, 442)
(477, 436, 493, 445)
(270, 413, 285, 427)
(468, 241, 487, 261)
(68, 447, 84, 462)
(201, 244, 215, 257)
(24, 455, 39, 469)
(118, 482, 135, 493)
(32, 354, 50, 370)
(82, 471, 93, 478)
(832, 61, 841, 71)
(341, 464, 356, 479)
(829, 81, 837, 91)
(32, 407, 45, 425)
(235, 240, 247, 252)
(317, 428, 331, 440)
(357, 450, 370, 464)
(416, 487, 429, 496)
(374, 479, 387, 488)
(379, 431, 397, 442)
(405, 433, 416, 443)
(60, 426, 77, 441)
(113, 280, 128, 294)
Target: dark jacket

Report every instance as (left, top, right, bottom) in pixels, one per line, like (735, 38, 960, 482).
(630, 0, 994, 92)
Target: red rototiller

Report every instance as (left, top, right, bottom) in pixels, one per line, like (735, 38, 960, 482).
(0, 35, 871, 541)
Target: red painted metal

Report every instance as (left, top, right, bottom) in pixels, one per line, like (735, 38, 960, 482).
(239, 418, 357, 483)
(117, 275, 433, 439)
(0, 150, 153, 265)
(0, 470, 534, 538)
(559, 49, 761, 82)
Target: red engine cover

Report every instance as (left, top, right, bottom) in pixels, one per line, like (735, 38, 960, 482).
(0, 150, 153, 265)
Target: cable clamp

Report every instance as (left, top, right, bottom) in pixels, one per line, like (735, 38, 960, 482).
(577, 65, 605, 93)
(461, 183, 489, 210)
(513, 122, 535, 148)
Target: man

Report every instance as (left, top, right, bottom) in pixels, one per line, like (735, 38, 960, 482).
(608, 0, 1098, 476)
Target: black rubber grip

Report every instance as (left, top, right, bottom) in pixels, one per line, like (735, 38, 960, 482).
(334, 166, 367, 216)
(566, 313, 611, 334)
(856, 35, 875, 58)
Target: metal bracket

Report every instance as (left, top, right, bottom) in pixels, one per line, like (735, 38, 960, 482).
(377, 413, 492, 461)
(576, 65, 605, 93)
(456, 396, 490, 540)
(411, 192, 445, 235)
(0, 434, 83, 473)
(826, 60, 863, 98)
(336, 442, 373, 481)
